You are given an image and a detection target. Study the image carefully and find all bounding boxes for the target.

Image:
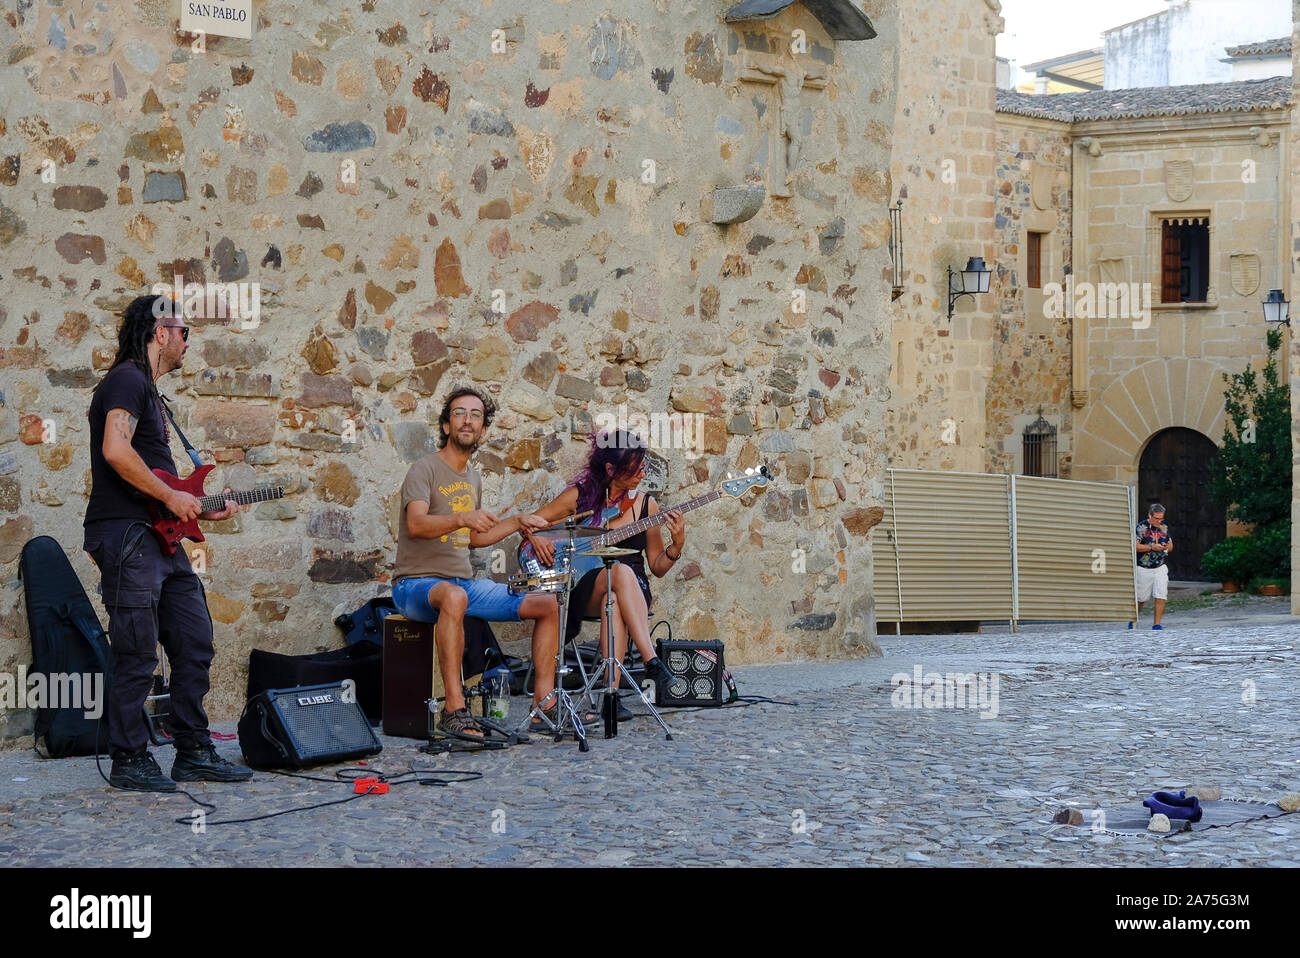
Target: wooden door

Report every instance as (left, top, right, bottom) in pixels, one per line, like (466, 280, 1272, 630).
(1137, 428, 1226, 580)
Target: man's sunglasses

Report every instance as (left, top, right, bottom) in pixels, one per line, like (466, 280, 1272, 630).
(162, 325, 190, 342)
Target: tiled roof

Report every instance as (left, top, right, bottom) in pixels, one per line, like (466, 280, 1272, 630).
(996, 76, 1292, 122)
(1224, 37, 1292, 58)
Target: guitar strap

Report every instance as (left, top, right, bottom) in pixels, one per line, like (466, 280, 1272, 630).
(159, 396, 205, 470)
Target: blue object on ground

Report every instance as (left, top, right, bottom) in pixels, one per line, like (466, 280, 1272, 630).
(1143, 790, 1202, 822)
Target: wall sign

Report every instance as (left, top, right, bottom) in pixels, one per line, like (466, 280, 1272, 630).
(180, 1, 253, 41)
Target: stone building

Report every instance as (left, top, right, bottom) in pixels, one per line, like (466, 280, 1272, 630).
(885, 0, 1005, 474)
(884, 2, 1299, 596)
(993, 77, 1292, 578)
(0, 0, 902, 739)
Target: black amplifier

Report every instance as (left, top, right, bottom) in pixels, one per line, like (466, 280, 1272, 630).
(238, 683, 382, 769)
(654, 640, 727, 707)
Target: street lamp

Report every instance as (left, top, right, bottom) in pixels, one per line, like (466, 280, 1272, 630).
(947, 256, 991, 319)
(1262, 288, 1290, 327)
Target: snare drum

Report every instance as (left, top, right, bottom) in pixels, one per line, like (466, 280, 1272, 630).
(507, 567, 571, 595)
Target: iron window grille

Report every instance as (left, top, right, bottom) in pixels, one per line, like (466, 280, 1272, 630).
(1022, 410, 1058, 478)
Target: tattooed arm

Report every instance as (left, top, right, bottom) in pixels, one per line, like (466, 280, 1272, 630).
(102, 407, 202, 522)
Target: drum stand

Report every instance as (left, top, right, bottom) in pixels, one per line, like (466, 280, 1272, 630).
(517, 525, 591, 752)
(580, 553, 673, 741)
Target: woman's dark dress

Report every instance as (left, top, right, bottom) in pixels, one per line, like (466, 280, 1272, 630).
(564, 493, 654, 642)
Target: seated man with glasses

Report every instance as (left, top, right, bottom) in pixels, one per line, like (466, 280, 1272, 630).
(391, 386, 564, 740)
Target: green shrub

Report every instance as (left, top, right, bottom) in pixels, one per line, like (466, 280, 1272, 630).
(1254, 522, 1291, 577)
(1251, 576, 1290, 593)
(1200, 536, 1261, 585)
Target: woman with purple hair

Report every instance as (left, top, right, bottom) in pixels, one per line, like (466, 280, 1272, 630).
(525, 429, 684, 713)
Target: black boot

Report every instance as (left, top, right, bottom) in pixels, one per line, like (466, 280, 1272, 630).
(644, 657, 676, 693)
(109, 751, 178, 793)
(171, 742, 253, 783)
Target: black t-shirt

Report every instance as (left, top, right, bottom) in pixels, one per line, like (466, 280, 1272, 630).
(85, 362, 176, 526)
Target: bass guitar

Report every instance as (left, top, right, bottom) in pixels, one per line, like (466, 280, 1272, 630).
(147, 465, 285, 555)
(517, 466, 770, 580)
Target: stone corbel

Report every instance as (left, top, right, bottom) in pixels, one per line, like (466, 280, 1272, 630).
(983, 0, 1005, 36)
(1071, 389, 1089, 409)
(703, 184, 766, 224)
(1249, 126, 1274, 147)
(1078, 136, 1103, 158)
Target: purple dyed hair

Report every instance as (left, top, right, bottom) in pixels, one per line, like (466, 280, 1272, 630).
(570, 429, 646, 518)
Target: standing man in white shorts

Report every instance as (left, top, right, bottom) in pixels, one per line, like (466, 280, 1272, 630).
(1133, 503, 1172, 630)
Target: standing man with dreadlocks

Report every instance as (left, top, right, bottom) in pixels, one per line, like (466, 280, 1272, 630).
(84, 293, 253, 792)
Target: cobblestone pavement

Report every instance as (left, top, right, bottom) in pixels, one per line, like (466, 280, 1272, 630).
(1, 598, 1297, 867)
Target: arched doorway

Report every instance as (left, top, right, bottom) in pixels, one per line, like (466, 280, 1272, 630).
(1137, 428, 1226, 580)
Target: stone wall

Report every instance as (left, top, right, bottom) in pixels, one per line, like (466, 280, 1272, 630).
(885, 0, 1003, 473)
(0, 0, 899, 742)
(1069, 110, 1291, 483)
(989, 114, 1072, 476)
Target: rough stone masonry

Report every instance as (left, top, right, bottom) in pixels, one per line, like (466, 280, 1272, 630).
(0, 0, 897, 740)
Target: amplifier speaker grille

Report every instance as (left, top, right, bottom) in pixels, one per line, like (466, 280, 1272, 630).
(239, 683, 381, 769)
(655, 639, 725, 707)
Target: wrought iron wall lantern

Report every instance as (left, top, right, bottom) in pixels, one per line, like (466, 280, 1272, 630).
(1262, 288, 1290, 327)
(947, 256, 991, 319)
(888, 199, 904, 301)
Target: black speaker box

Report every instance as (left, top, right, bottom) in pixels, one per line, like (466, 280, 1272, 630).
(238, 683, 382, 770)
(247, 645, 382, 724)
(654, 639, 726, 707)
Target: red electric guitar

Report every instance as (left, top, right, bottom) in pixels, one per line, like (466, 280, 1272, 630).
(147, 465, 285, 555)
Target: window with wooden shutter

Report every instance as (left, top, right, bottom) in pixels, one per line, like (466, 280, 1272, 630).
(1161, 218, 1210, 303)
(1027, 232, 1043, 289)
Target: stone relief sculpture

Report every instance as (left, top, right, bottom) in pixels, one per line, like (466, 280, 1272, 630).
(740, 63, 827, 197)
(1030, 161, 1054, 211)
(1164, 159, 1194, 202)
(1097, 257, 1127, 287)
(1230, 253, 1261, 297)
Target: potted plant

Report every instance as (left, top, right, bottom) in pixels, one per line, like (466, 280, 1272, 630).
(1254, 577, 1289, 596)
(1200, 536, 1260, 592)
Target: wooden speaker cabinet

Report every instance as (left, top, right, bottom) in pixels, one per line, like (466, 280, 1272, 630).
(382, 615, 484, 738)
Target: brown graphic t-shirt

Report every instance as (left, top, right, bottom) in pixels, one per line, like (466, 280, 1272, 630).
(394, 453, 482, 580)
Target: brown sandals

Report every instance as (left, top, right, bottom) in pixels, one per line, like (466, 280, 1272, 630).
(437, 706, 485, 741)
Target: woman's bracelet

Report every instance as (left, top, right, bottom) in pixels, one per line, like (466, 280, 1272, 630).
(665, 546, 681, 561)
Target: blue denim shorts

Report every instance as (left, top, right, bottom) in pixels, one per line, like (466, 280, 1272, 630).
(392, 576, 524, 623)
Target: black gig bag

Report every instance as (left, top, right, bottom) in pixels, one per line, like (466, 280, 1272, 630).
(19, 536, 113, 757)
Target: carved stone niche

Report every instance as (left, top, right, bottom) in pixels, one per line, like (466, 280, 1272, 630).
(723, 0, 877, 40)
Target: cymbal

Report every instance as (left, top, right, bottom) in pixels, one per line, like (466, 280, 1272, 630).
(584, 546, 640, 558)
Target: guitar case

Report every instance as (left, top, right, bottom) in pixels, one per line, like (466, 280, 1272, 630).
(19, 536, 113, 757)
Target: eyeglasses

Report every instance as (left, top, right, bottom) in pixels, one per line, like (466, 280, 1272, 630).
(162, 325, 190, 342)
(450, 408, 484, 421)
